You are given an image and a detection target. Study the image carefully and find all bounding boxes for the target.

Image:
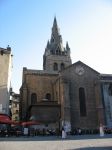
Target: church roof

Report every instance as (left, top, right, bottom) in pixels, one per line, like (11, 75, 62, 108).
(23, 68, 59, 76)
(59, 60, 100, 74)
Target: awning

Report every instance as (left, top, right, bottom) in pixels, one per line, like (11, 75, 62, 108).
(0, 114, 19, 125)
(0, 114, 40, 126)
(21, 121, 40, 126)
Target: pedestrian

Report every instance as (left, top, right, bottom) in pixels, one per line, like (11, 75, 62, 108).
(23, 127, 28, 137)
(78, 128, 81, 135)
(99, 123, 104, 137)
(62, 127, 66, 139)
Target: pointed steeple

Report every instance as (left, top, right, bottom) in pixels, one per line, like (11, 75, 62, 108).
(53, 16, 58, 29)
(45, 40, 50, 56)
(46, 40, 50, 49)
(43, 17, 72, 71)
(50, 17, 62, 50)
(52, 16, 60, 35)
(66, 42, 70, 51)
(45, 40, 50, 55)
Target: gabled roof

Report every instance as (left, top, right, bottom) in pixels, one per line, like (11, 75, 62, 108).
(60, 60, 100, 74)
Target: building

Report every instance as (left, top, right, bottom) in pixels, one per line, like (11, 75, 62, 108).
(0, 46, 12, 115)
(100, 74, 112, 127)
(20, 17, 112, 131)
(10, 92, 20, 121)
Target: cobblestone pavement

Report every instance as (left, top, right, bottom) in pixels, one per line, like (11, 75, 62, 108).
(0, 135, 112, 150)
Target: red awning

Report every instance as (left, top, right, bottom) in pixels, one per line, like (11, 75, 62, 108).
(0, 114, 40, 126)
(21, 121, 40, 126)
(0, 114, 19, 125)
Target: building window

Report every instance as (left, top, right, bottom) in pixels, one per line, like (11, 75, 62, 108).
(108, 84, 112, 96)
(15, 116, 18, 121)
(53, 63, 58, 71)
(51, 37, 54, 43)
(16, 110, 19, 114)
(14, 103, 17, 107)
(60, 63, 65, 70)
(31, 93, 37, 104)
(45, 93, 51, 101)
(56, 47, 61, 55)
(79, 87, 87, 117)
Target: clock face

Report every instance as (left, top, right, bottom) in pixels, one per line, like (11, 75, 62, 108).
(75, 66, 85, 75)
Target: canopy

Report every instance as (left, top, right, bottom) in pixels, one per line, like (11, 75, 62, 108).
(21, 121, 40, 126)
(0, 114, 40, 126)
(0, 114, 19, 125)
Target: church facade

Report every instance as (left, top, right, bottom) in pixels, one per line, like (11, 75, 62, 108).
(20, 17, 112, 131)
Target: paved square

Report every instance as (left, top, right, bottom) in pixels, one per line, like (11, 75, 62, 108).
(0, 135, 112, 150)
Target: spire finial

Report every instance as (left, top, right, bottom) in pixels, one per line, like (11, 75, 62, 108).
(52, 16, 60, 37)
(66, 42, 70, 51)
(53, 16, 58, 28)
(46, 40, 50, 48)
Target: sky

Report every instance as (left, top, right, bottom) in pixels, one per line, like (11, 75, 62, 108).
(0, 0, 112, 93)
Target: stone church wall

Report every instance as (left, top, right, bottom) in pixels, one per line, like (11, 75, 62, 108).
(23, 72, 58, 106)
(60, 63, 103, 129)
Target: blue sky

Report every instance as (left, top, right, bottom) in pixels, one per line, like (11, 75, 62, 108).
(0, 0, 112, 93)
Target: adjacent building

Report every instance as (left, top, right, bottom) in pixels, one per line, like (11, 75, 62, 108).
(10, 92, 20, 121)
(0, 46, 12, 115)
(100, 74, 112, 127)
(20, 17, 112, 131)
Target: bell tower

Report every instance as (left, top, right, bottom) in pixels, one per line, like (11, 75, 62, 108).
(43, 17, 72, 72)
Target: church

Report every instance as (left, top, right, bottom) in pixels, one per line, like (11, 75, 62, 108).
(20, 17, 112, 131)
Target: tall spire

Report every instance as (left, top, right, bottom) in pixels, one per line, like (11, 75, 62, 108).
(44, 17, 71, 56)
(43, 17, 72, 71)
(53, 16, 58, 29)
(52, 16, 60, 35)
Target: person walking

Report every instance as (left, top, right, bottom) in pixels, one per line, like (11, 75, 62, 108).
(99, 124, 104, 137)
(62, 127, 66, 139)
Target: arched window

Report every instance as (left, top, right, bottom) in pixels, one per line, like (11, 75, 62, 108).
(60, 63, 65, 70)
(56, 47, 61, 55)
(53, 63, 58, 71)
(79, 87, 87, 117)
(45, 93, 51, 101)
(108, 84, 112, 96)
(31, 93, 37, 105)
(51, 36, 54, 43)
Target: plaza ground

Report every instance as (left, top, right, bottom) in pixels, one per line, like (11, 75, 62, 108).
(0, 134, 112, 150)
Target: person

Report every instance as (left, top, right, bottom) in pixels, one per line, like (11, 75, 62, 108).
(23, 127, 28, 137)
(99, 124, 104, 137)
(78, 128, 81, 135)
(62, 127, 66, 139)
